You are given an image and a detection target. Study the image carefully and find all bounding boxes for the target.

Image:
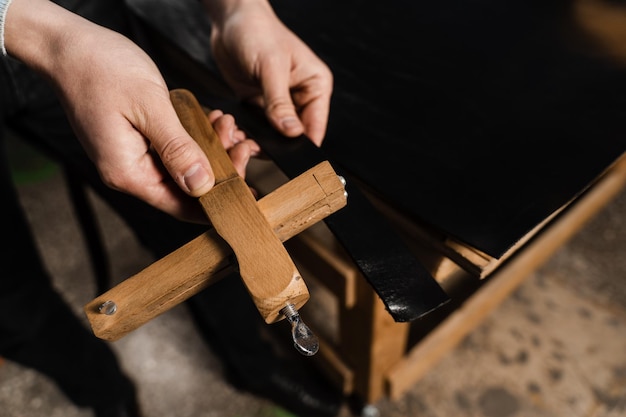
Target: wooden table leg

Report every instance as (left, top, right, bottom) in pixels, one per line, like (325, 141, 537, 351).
(338, 273, 410, 404)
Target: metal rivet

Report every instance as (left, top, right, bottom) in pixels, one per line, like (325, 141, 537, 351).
(98, 300, 117, 315)
(361, 404, 381, 417)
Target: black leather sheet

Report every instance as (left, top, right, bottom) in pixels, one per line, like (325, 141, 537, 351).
(267, 0, 626, 258)
(130, 0, 626, 258)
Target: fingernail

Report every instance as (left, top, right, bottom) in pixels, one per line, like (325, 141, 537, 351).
(183, 163, 211, 193)
(281, 117, 299, 132)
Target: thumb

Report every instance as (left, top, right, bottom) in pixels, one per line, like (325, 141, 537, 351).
(147, 108, 215, 197)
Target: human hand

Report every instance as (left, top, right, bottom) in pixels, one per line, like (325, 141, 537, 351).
(5, 0, 259, 223)
(201, 0, 333, 146)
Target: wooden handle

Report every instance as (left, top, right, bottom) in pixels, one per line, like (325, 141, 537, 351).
(171, 89, 309, 324)
(169, 89, 238, 182)
(84, 160, 347, 341)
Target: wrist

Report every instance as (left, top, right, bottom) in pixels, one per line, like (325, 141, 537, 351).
(3, 0, 88, 73)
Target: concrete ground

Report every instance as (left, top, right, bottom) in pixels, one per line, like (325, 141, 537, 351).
(1, 134, 625, 417)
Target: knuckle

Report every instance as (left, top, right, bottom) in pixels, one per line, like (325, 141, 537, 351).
(265, 97, 294, 114)
(159, 135, 195, 165)
(99, 169, 129, 192)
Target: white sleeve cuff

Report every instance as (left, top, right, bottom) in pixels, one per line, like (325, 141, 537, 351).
(0, 0, 15, 56)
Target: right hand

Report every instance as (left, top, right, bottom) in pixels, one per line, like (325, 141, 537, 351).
(4, 0, 257, 223)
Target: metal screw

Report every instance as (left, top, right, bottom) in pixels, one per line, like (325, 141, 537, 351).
(338, 175, 348, 198)
(361, 404, 381, 417)
(98, 300, 117, 315)
(281, 304, 319, 356)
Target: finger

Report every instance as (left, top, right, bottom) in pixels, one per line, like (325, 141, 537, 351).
(206, 110, 260, 157)
(245, 139, 262, 157)
(258, 60, 305, 138)
(228, 141, 252, 178)
(292, 86, 331, 147)
(206, 108, 224, 123)
(228, 142, 258, 199)
(210, 111, 243, 150)
(232, 128, 247, 144)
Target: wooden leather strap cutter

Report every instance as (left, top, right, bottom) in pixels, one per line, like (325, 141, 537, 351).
(84, 89, 347, 355)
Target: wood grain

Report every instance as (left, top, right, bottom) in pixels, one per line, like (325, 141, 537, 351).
(171, 89, 308, 324)
(85, 160, 346, 341)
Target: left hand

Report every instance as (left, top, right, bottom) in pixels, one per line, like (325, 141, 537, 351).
(203, 0, 333, 146)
